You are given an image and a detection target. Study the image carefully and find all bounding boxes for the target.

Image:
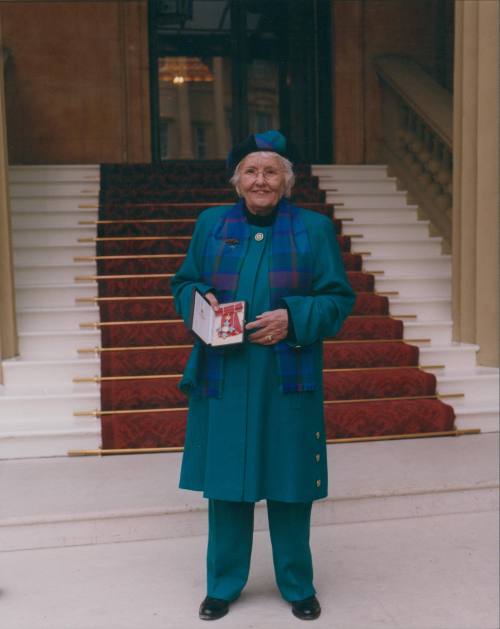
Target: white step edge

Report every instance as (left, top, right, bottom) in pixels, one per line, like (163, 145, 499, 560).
(10, 184, 100, 197)
(10, 199, 100, 213)
(2, 357, 100, 388)
(0, 430, 100, 461)
(364, 258, 451, 276)
(453, 404, 500, 433)
(11, 213, 98, 230)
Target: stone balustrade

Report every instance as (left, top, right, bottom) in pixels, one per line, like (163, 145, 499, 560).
(375, 55, 453, 250)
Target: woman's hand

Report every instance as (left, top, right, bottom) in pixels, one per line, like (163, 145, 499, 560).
(204, 291, 219, 310)
(246, 308, 288, 345)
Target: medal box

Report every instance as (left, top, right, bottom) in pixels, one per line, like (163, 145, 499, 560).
(190, 289, 246, 347)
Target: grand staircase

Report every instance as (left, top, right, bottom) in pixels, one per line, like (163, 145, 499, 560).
(1, 163, 498, 551)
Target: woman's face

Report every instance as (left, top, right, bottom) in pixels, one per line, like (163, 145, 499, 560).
(237, 153, 286, 215)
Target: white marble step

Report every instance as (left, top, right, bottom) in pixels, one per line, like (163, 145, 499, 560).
(364, 256, 451, 276)
(327, 191, 409, 207)
(9, 164, 100, 182)
(12, 226, 96, 247)
(11, 210, 98, 229)
(436, 367, 499, 404)
(336, 207, 420, 223)
(10, 182, 100, 197)
(319, 179, 399, 193)
(354, 239, 443, 258)
(16, 306, 99, 332)
(375, 274, 451, 298)
(2, 357, 100, 388)
(343, 220, 431, 239)
(14, 243, 95, 266)
(0, 427, 100, 459)
(18, 330, 101, 359)
(403, 320, 453, 345)
(453, 401, 500, 433)
(312, 164, 389, 179)
(0, 387, 99, 420)
(389, 297, 451, 321)
(15, 282, 97, 308)
(11, 196, 99, 213)
(14, 263, 96, 284)
(419, 343, 480, 371)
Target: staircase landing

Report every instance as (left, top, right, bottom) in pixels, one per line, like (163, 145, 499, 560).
(1, 508, 498, 629)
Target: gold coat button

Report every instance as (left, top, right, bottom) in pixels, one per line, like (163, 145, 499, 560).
(254, 232, 264, 242)
(316, 480, 321, 488)
(315, 454, 320, 462)
(315, 432, 320, 439)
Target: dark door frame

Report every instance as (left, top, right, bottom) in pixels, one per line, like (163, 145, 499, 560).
(147, 0, 332, 164)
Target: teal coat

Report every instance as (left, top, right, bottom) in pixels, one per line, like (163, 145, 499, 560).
(171, 204, 355, 503)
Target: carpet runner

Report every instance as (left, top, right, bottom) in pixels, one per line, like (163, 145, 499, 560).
(88, 162, 455, 449)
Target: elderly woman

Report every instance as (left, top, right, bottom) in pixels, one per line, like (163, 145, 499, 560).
(171, 130, 355, 621)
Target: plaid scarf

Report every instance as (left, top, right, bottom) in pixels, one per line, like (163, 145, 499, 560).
(194, 197, 316, 398)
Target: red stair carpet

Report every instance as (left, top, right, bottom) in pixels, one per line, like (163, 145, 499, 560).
(90, 162, 455, 450)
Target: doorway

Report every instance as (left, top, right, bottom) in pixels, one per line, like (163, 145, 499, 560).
(148, 0, 332, 163)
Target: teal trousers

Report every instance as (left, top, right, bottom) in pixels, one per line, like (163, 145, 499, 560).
(206, 499, 316, 602)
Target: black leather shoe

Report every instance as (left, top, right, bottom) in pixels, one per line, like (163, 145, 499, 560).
(291, 595, 321, 620)
(199, 596, 230, 621)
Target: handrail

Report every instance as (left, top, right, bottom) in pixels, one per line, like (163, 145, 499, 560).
(375, 55, 453, 248)
(375, 55, 452, 147)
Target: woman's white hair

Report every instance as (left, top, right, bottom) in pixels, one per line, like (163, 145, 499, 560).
(229, 151, 295, 199)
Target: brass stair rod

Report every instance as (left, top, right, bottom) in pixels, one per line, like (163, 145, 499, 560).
(74, 365, 446, 383)
(79, 319, 182, 328)
(67, 429, 482, 457)
(323, 393, 464, 404)
(74, 374, 181, 383)
(77, 343, 193, 353)
(348, 314, 409, 319)
(76, 295, 174, 302)
(74, 254, 183, 261)
(74, 393, 464, 417)
(79, 218, 197, 225)
(322, 364, 445, 372)
(80, 313, 399, 327)
(76, 339, 431, 353)
(75, 273, 174, 281)
(77, 202, 228, 209)
(74, 406, 188, 417)
(78, 236, 191, 242)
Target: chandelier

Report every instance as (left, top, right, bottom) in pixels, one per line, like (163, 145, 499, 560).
(158, 57, 214, 84)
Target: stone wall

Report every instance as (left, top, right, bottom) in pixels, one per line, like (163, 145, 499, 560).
(0, 0, 150, 164)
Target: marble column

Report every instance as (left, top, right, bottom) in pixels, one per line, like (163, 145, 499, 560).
(0, 47, 18, 367)
(452, 0, 499, 366)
